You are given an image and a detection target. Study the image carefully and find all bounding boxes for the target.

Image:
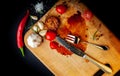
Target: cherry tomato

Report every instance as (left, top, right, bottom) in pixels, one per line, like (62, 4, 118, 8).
(45, 31, 56, 41)
(56, 4, 67, 14)
(82, 10, 93, 20)
(50, 41, 59, 49)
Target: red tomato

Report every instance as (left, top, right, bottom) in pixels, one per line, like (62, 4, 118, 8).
(45, 31, 57, 41)
(82, 10, 93, 20)
(50, 41, 59, 49)
(56, 4, 67, 14)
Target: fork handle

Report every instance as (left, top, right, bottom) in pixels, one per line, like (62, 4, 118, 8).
(83, 55, 112, 73)
(82, 41, 109, 50)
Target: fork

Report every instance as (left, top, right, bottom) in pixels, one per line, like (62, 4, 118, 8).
(65, 34, 109, 50)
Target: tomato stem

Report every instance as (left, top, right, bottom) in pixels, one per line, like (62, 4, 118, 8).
(20, 47, 25, 57)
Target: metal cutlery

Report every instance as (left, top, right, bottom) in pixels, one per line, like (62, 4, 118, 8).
(65, 34, 109, 50)
(56, 36, 112, 73)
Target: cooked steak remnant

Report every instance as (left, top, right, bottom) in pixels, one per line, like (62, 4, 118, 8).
(45, 16, 60, 31)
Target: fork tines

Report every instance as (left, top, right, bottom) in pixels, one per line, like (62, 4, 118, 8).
(65, 34, 80, 44)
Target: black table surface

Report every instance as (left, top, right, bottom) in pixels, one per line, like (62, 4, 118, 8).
(2, 0, 120, 76)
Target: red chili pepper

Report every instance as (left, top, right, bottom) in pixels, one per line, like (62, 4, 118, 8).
(17, 10, 29, 56)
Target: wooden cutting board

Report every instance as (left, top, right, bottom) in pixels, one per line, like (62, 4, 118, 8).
(24, 0, 120, 76)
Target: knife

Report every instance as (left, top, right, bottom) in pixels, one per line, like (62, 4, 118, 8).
(56, 36, 112, 73)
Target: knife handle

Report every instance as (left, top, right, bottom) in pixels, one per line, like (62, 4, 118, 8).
(83, 55, 112, 73)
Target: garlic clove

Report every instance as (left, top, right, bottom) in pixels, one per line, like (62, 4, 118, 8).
(30, 15, 38, 20)
(32, 25, 40, 32)
(39, 30, 47, 37)
(37, 21, 44, 30)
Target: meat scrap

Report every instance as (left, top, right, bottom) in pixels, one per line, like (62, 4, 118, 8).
(45, 16, 60, 31)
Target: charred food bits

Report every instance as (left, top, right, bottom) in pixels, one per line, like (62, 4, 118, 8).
(45, 16, 60, 31)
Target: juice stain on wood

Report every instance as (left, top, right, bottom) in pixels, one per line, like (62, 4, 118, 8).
(57, 11, 88, 51)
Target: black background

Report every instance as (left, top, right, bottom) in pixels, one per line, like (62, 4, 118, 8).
(2, 0, 120, 76)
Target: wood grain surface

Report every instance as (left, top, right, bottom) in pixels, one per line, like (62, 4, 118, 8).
(24, 0, 120, 76)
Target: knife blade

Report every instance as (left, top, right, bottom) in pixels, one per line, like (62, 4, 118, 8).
(56, 36, 112, 73)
